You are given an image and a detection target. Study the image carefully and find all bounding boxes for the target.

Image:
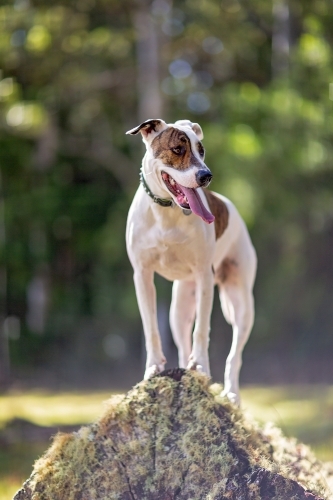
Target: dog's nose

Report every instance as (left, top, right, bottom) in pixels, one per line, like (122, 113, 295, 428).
(196, 169, 213, 187)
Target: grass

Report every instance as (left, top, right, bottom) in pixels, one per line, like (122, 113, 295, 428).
(0, 390, 112, 500)
(0, 444, 47, 500)
(0, 384, 332, 500)
(0, 390, 113, 428)
(242, 384, 333, 462)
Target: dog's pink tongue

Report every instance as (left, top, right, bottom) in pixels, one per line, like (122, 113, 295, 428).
(181, 186, 215, 224)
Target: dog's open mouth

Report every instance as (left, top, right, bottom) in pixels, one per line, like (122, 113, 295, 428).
(162, 172, 190, 208)
(161, 172, 215, 224)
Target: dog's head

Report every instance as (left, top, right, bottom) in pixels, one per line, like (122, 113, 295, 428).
(126, 119, 214, 224)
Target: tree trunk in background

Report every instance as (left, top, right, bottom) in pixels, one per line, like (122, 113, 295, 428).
(0, 317, 10, 391)
(272, 0, 290, 78)
(134, 1, 173, 366)
(0, 169, 9, 391)
(134, 0, 164, 121)
(26, 266, 50, 335)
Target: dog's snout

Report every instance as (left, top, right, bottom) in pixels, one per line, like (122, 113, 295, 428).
(196, 169, 213, 187)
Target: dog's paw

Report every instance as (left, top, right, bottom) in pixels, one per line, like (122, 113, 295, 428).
(186, 358, 210, 377)
(187, 360, 203, 372)
(144, 363, 165, 380)
(221, 389, 240, 406)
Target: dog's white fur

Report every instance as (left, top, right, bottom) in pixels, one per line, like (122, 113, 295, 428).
(126, 119, 257, 404)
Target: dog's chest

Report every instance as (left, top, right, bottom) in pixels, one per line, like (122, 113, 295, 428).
(150, 227, 197, 280)
(127, 195, 216, 280)
(154, 243, 194, 281)
(129, 222, 198, 280)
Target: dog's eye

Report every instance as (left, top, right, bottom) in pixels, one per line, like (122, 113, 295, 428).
(172, 147, 183, 155)
(198, 144, 205, 157)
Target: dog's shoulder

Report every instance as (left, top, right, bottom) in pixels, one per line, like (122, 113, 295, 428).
(204, 190, 229, 239)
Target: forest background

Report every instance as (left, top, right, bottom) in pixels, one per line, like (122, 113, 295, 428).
(0, 0, 332, 392)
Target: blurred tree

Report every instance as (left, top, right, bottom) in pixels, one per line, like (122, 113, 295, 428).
(0, 163, 10, 389)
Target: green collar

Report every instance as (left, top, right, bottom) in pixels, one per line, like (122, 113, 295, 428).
(139, 170, 173, 207)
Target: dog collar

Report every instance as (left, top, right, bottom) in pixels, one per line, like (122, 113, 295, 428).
(139, 171, 173, 208)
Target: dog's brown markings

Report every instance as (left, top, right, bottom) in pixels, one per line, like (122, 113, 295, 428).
(205, 191, 229, 240)
(215, 257, 239, 285)
(151, 127, 201, 170)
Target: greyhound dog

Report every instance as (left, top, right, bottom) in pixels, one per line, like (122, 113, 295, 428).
(126, 119, 257, 404)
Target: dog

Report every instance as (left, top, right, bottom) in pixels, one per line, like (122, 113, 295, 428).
(126, 118, 257, 404)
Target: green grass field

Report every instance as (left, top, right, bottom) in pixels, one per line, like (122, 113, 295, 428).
(1, 385, 333, 500)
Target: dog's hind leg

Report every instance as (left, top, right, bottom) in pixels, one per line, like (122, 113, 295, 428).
(170, 280, 196, 368)
(219, 283, 254, 405)
(217, 257, 255, 405)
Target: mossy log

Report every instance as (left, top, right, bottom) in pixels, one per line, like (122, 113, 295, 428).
(13, 369, 332, 500)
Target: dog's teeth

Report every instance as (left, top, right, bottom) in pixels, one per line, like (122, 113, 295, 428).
(170, 179, 175, 186)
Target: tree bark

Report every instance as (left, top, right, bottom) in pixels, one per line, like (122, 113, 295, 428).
(0, 318, 10, 391)
(0, 168, 10, 391)
(133, 0, 164, 122)
(13, 369, 329, 500)
(271, 0, 290, 78)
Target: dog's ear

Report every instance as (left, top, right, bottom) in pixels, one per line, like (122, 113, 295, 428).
(126, 119, 168, 144)
(175, 120, 204, 140)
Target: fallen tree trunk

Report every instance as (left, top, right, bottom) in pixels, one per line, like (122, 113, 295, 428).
(13, 369, 332, 500)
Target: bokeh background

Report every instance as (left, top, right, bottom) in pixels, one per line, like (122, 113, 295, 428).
(1, 0, 333, 496)
(1, 0, 333, 389)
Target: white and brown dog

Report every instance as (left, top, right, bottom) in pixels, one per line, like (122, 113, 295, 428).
(126, 118, 257, 404)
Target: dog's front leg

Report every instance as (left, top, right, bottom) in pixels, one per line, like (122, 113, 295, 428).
(187, 269, 214, 377)
(134, 269, 166, 379)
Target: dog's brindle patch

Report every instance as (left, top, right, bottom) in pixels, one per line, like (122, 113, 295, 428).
(151, 127, 202, 170)
(205, 191, 229, 239)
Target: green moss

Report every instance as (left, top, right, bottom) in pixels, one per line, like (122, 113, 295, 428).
(16, 371, 333, 500)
